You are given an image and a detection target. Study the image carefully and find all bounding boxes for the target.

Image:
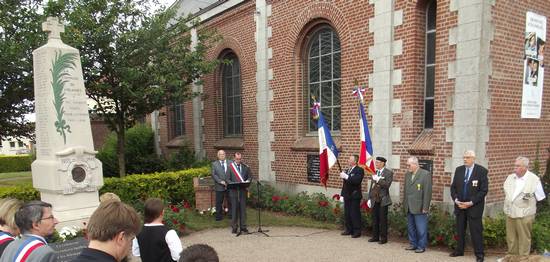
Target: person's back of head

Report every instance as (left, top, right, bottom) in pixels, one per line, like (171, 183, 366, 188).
(0, 198, 22, 235)
(86, 200, 141, 261)
(179, 244, 219, 262)
(143, 198, 164, 223)
(99, 192, 121, 203)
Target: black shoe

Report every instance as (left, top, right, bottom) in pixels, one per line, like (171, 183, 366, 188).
(368, 238, 379, 242)
(378, 239, 387, 244)
(414, 248, 425, 253)
(241, 229, 249, 234)
(476, 257, 484, 262)
(351, 233, 361, 238)
(341, 231, 351, 236)
(449, 252, 463, 257)
(231, 228, 237, 234)
(405, 246, 417, 250)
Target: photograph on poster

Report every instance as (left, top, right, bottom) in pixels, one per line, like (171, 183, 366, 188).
(525, 31, 538, 58)
(524, 58, 539, 86)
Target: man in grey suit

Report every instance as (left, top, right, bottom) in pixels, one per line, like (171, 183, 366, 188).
(212, 150, 230, 221)
(403, 156, 432, 253)
(368, 156, 393, 244)
(1, 201, 58, 262)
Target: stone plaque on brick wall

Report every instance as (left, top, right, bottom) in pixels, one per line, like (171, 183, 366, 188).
(307, 153, 320, 183)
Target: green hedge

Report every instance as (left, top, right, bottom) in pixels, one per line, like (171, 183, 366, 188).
(0, 166, 210, 206)
(0, 155, 32, 172)
(0, 185, 40, 201)
(100, 167, 210, 205)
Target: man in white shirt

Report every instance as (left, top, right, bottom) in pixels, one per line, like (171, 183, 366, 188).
(503, 156, 546, 257)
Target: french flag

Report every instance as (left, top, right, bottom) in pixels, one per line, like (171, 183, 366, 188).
(358, 102, 375, 174)
(315, 104, 339, 187)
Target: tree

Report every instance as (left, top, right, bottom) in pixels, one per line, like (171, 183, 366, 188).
(49, 0, 219, 177)
(0, 0, 45, 140)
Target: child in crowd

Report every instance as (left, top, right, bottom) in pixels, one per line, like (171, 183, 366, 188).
(132, 198, 183, 262)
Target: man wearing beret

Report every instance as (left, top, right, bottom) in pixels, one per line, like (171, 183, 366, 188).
(368, 156, 394, 244)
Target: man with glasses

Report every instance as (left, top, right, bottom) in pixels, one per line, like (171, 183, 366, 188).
(73, 200, 141, 262)
(0, 200, 58, 262)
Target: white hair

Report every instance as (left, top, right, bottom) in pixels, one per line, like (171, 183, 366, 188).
(515, 156, 529, 167)
(407, 156, 419, 165)
(463, 150, 476, 157)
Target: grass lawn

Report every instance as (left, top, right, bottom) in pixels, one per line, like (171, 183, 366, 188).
(0, 171, 32, 187)
(183, 208, 339, 234)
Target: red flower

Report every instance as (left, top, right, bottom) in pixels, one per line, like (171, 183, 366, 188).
(453, 235, 459, 241)
(332, 194, 341, 201)
(333, 207, 341, 215)
(272, 196, 281, 202)
(171, 206, 180, 213)
(172, 219, 179, 225)
(436, 235, 444, 242)
(318, 200, 329, 207)
(182, 201, 192, 209)
(360, 200, 371, 212)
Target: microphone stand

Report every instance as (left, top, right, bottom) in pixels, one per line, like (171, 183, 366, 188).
(253, 179, 270, 237)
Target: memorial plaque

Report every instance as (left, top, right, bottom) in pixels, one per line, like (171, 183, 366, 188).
(419, 159, 433, 175)
(50, 237, 88, 262)
(307, 153, 320, 183)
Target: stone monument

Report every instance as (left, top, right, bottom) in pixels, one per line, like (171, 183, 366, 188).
(32, 17, 103, 227)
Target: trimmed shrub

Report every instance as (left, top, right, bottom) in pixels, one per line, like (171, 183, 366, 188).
(0, 155, 32, 172)
(533, 210, 550, 253)
(0, 185, 39, 201)
(97, 124, 165, 177)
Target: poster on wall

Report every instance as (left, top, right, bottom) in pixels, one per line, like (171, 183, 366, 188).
(521, 12, 546, 119)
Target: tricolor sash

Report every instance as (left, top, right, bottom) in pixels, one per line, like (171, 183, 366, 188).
(13, 236, 46, 262)
(0, 231, 15, 246)
(230, 163, 245, 182)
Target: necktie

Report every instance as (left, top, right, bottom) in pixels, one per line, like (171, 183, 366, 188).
(377, 170, 381, 176)
(462, 167, 471, 200)
(237, 164, 241, 173)
(221, 161, 225, 171)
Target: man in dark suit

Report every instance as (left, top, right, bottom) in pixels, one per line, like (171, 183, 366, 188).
(368, 156, 393, 244)
(211, 150, 230, 221)
(450, 150, 488, 262)
(340, 155, 364, 238)
(403, 156, 432, 253)
(228, 152, 251, 234)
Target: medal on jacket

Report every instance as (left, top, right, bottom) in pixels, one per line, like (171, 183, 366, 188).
(417, 184, 421, 190)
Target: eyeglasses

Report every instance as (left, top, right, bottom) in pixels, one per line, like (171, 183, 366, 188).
(40, 215, 55, 221)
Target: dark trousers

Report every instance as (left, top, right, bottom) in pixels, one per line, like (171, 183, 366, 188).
(229, 188, 247, 231)
(344, 198, 362, 235)
(215, 190, 230, 220)
(455, 209, 484, 259)
(372, 202, 389, 240)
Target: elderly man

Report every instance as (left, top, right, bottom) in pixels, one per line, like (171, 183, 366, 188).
(368, 156, 393, 244)
(403, 156, 432, 253)
(73, 200, 141, 262)
(503, 156, 546, 257)
(450, 150, 488, 262)
(212, 150, 231, 221)
(0, 201, 58, 262)
(339, 155, 364, 238)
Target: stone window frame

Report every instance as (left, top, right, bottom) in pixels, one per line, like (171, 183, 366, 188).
(171, 102, 185, 138)
(423, 0, 436, 129)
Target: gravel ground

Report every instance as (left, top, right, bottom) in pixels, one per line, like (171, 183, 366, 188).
(131, 226, 504, 262)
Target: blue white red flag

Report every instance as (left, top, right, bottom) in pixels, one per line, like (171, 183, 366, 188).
(355, 89, 375, 174)
(312, 102, 339, 187)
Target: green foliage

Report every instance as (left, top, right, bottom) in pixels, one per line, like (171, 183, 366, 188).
(428, 206, 457, 248)
(100, 167, 210, 206)
(533, 210, 550, 253)
(97, 124, 165, 177)
(0, 185, 39, 201)
(0, 0, 43, 139)
(0, 155, 32, 172)
(483, 213, 507, 248)
(165, 143, 198, 171)
(47, 0, 220, 176)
